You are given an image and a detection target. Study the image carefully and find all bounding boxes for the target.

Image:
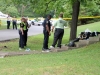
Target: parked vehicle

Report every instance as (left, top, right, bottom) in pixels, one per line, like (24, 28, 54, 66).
(31, 19, 43, 26)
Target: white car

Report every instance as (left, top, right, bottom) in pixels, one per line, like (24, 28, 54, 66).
(31, 19, 37, 25)
(31, 19, 43, 26)
(36, 20, 43, 26)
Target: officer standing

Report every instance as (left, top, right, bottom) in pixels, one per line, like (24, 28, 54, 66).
(12, 16, 17, 30)
(24, 18, 31, 47)
(42, 15, 52, 52)
(50, 13, 67, 48)
(18, 18, 26, 50)
(7, 15, 11, 29)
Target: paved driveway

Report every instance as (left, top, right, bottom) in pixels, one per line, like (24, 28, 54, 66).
(0, 25, 43, 41)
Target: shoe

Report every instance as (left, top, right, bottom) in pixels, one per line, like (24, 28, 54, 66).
(50, 46, 54, 49)
(19, 48, 24, 50)
(25, 48, 31, 51)
(42, 48, 46, 51)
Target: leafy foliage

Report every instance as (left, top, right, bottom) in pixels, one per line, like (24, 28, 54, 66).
(0, 0, 100, 17)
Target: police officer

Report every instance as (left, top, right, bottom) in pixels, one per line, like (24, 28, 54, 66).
(18, 18, 26, 50)
(42, 15, 52, 52)
(24, 18, 31, 46)
(12, 16, 17, 30)
(7, 15, 11, 29)
(50, 13, 67, 48)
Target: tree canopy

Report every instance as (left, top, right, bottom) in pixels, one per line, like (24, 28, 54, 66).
(0, 0, 99, 18)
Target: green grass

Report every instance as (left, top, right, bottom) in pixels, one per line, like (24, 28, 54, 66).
(0, 21, 100, 75)
(0, 21, 100, 51)
(0, 19, 6, 30)
(0, 42, 100, 75)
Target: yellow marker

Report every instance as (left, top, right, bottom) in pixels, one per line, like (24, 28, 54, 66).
(63, 16, 100, 20)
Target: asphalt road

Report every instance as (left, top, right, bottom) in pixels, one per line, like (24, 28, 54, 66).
(0, 25, 43, 41)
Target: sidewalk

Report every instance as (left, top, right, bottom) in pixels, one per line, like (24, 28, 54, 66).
(0, 46, 69, 58)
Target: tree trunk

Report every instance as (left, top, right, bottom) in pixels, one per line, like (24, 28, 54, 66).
(70, 0, 80, 41)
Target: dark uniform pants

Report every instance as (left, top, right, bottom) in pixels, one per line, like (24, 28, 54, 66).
(13, 22, 17, 29)
(43, 30, 49, 49)
(7, 21, 10, 29)
(52, 28, 64, 48)
(19, 30, 24, 48)
(23, 30, 28, 46)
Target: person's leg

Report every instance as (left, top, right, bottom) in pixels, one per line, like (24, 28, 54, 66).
(57, 29, 64, 48)
(19, 30, 24, 48)
(13, 22, 14, 29)
(20, 34, 24, 48)
(7, 21, 9, 29)
(24, 31, 27, 46)
(19, 32, 21, 48)
(45, 32, 49, 49)
(43, 31, 49, 49)
(15, 22, 17, 29)
(43, 31, 45, 49)
(52, 29, 59, 47)
(8, 21, 10, 29)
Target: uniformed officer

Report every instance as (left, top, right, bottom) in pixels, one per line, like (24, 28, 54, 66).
(12, 16, 17, 30)
(7, 15, 11, 29)
(18, 18, 26, 50)
(42, 15, 52, 52)
(24, 18, 31, 46)
(50, 13, 67, 48)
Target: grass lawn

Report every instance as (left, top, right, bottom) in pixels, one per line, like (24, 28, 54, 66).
(0, 42, 100, 75)
(0, 21, 100, 75)
(0, 21, 100, 51)
(0, 19, 7, 30)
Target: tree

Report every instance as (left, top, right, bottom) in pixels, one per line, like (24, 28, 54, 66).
(6, 6, 19, 17)
(69, 0, 100, 40)
(4, 0, 32, 17)
(69, 0, 80, 40)
(29, 0, 87, 41)
(3, 0, 99, 41)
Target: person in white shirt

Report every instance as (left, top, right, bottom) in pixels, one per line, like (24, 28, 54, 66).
(7, 15, 11, 29)
(50, 13, 67, 48)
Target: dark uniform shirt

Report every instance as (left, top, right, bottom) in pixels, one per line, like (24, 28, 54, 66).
(43, 18, 51, 31)
(19, 22, 27, 31)
(20, 22, 24, 28)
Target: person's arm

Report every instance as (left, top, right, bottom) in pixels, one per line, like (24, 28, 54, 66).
(64, 21, 67, 26)
(46, 24, 51, 36)
(45, 20, 51, 35)
(27, 23, 30, 28)
(20, 28, 24, 35)
(26, 22, 31, 28)
(46, 24, 50, 32)
(20, 23, 24, 35)
(51, 26, 54, 32)
(51, 20, 57, 32)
